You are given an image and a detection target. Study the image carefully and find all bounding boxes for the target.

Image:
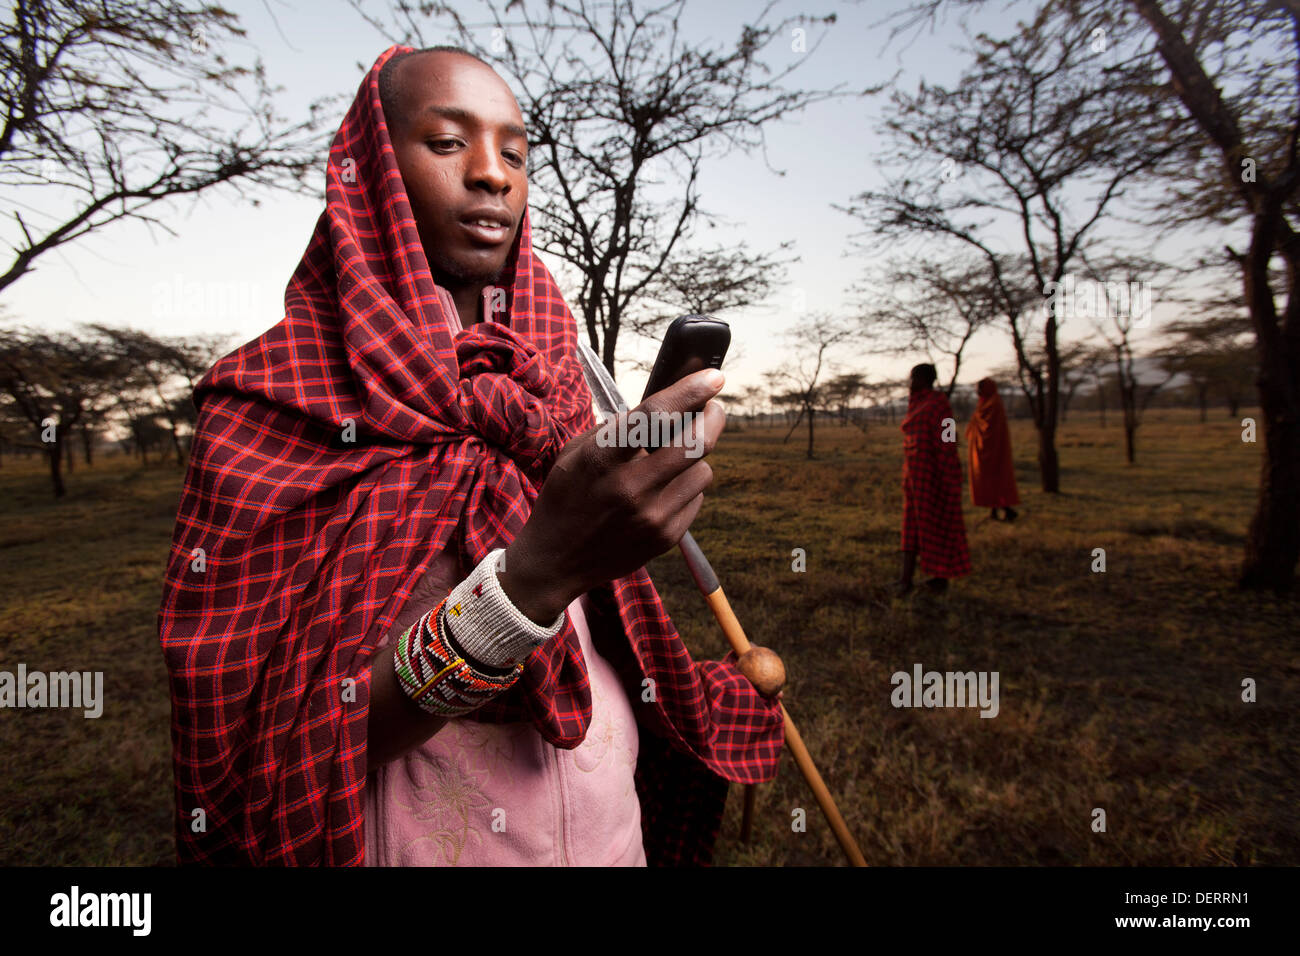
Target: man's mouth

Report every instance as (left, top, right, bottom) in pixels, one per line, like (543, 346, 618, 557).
(459, 209, 514, 245)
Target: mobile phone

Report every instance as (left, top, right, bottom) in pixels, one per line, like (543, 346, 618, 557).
(640, 314, 730, 450)
(640, 314, 731, 402)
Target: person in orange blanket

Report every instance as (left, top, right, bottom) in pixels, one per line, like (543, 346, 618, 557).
(896, 364, 971, 595)
(967, 378, 1020, 522)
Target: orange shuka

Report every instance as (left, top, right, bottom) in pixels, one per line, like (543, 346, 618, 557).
(966, 378, 1020, 509)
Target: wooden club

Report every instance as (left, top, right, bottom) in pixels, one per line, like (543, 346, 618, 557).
(678, 533, 867, 867)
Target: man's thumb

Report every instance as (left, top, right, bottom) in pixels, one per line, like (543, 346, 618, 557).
(637, 368, 724, 417)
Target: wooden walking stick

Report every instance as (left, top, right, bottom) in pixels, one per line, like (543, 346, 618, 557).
(678, 533, 867, 867)
(575, 342, 866, 866)
(740, 771, 758, 842)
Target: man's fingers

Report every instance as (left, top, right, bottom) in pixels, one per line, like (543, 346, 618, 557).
(589, 369, 725, 467)
(656, 457, 714, 509)
(664, 491, 706, 549)
(638, 368, 724, 418)
(623, 398, 724, 493)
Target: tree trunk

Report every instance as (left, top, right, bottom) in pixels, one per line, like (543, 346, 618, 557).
(806, 405, 815, 459)
(1237, 212, 1300, 593)
(783, 406, 804, 444)
(1037, 419, 1060, 491)
(170, 421, 185, 465)
(1240, 378, 1300, 593)
(1041, 315, 1062, 492)
(64, 435, 75, 473)
(47, 442, 66, 498)
(81, 424, 94, 466)
(1239, 339, 1300, 594)
(1119, 375, 1139, 464)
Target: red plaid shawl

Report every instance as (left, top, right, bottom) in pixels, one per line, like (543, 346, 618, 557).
(158, 46, 784, 866)
(900, 388, 971, 578)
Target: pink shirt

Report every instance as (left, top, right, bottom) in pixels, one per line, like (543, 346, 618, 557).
(363, 549, 646, 866)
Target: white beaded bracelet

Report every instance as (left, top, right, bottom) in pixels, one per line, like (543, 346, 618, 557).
(441, 549, 567, 669)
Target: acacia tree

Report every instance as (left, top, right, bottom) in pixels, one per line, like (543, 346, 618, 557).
(824, 372, 868, 428)
(861, 378, 909, 424)
(1090, 307, 1173, 465)
(1112, 0, 1300, 592)
(845, 7, 1186, 492)
(856, 254, 1002, 397)
(352, 0, 852, 371)
(769, 389, 804, 428)
(0, 398, 27, 465)
(0, 0, 331, 294)
(0, 326, 128, 496)
(93, 326, 231, 463)
(1158, 313, 1256, 421)
(732, 383, 767, 427)
(1063, 341, 1113, 425)
(639, 240, 795, 331)
(768, 314, 857, 459)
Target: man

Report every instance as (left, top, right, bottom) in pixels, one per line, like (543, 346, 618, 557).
(967, 378, 1020, 522)
(896, 363, 971, 595)
(158, 45, 784, 866)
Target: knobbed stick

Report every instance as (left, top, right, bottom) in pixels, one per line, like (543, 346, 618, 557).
(571, 341, 865, 864)
(679, 532, 867, 867)
(740, 778, 758, 843)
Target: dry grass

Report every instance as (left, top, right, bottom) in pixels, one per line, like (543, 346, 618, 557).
(661, 408, 1299, 865)
(0, 455, 179, 864)
(0, 407, 1295, 865)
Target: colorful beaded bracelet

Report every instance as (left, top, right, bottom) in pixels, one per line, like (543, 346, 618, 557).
(393, 597, 524, 717)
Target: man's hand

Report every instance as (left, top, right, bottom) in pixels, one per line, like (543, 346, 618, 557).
(498, 368, 726, 624)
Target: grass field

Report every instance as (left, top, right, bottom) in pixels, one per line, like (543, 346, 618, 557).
(1, 408, 1296, 866)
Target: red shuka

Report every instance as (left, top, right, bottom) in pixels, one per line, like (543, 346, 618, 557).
(966, 378, 1020, 509)
(900, 388, 971, 578)
(157, 46, 783, 866)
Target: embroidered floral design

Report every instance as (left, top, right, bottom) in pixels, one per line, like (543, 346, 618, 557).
(394, 745, 492, 865)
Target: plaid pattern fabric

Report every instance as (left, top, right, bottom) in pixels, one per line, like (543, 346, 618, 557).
(900, 389, 972, 578)
(634, 722, 731, 867)
(157, 45, 783, 866)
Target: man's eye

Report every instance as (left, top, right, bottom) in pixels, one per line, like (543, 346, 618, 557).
(427, 139, 461, 152)
(504, 150, 525, 166)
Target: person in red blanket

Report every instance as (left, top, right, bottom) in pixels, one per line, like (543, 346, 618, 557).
(896, 363, 971, 595)
(157, 45, 785, 866)
(967, 378, 1020, 522)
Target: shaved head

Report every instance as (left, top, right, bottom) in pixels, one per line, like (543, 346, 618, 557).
(379, 46, 493, 133)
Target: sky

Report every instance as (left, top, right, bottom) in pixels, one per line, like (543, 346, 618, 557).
(2, 0, 1221, 402)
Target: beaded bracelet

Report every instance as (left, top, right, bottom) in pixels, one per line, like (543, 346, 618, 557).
(393, 597, 524, 717)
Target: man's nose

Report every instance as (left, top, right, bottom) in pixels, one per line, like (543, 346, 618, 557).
(465, 141, 511, 194)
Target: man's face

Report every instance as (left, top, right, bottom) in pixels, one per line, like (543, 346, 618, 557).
(386, 53, 529, 290)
